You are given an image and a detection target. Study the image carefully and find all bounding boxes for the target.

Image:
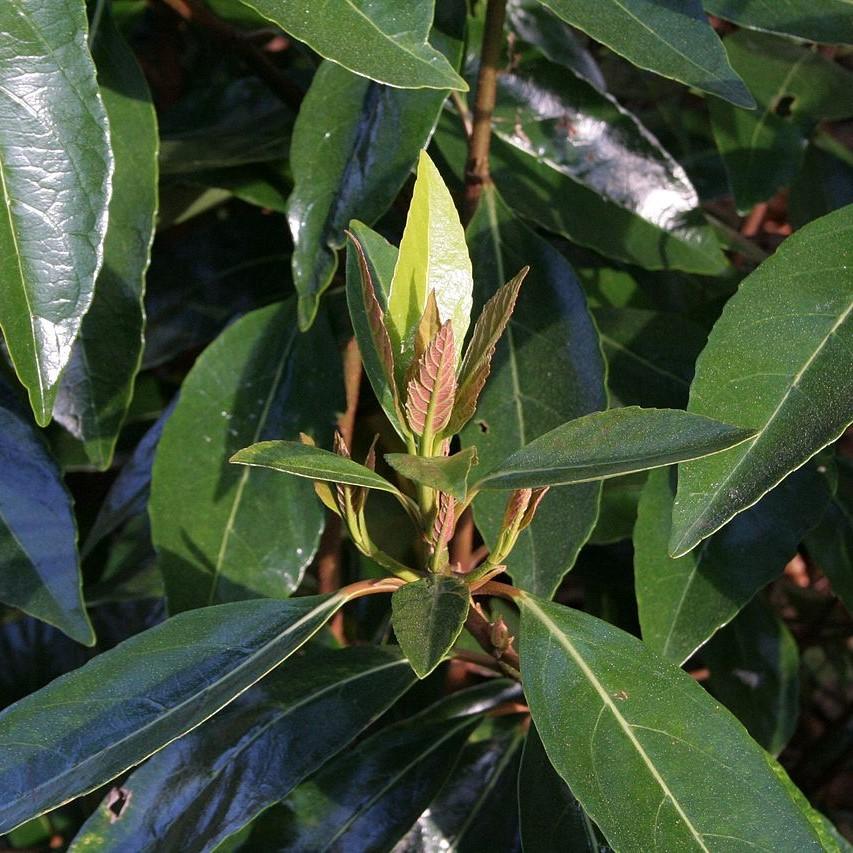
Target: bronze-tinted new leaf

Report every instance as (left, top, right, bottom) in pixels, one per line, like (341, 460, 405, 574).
(405, 321, 457, 436)
(432, 492, 457, 550)
(448, 267, 529, 434)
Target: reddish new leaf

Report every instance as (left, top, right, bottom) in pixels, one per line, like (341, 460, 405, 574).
(432, 492, 457, 550)
(405, 322, 457, 436)
(448, 267, 528, 434)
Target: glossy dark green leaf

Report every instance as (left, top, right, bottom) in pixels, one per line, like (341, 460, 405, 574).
(519, 724, 610, 853)
(462, 186, 606, 597)
(535, 0, 754, 107)
(232, 441, 399, 493)
(0, 0, 112, 425)
(477, 407, 754, 491)
(670, 205, 853, 557)
(250, 681, 511, 852)
(710, 31, 853, 212)
(52, 11, 158, 469)
(238, 0, 466, 91)
(0, 592, 348, 834)
(519, 593, 827, 852)
(150, 301, 342, 612)
(635, 466, 829, 665)
(391, 576, 470, 678)
(433, 114, 727, 276)
(593, 308, 706, 409)
(703, 598, 800, 756)
(289, 58, 450, 330)
(385, 447, 477, 502)
(806, 457, 853, 613)
(69, 646, 417, 853)
(0, 383, 93, 646)
(790, 143, 853, 230)
(397, 717, 525, 852)
(703, 0, 853, 46)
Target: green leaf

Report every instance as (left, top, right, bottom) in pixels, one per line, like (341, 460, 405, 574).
(388, 150, 473, 379)
(709, 32, 853, 212)
(433, 113, 728, 276)
(0, 592, 348, 834)
(462, 186, 606, 598)
(68, 646, 417, 852)
(0, 382, 93, 646)
(535, 0, 754, 107)
(232, 440, 400, 493)
(288, 61, 450, 330)
(589, 472, 646, 545)
(703, 0, 853, 46)
(670, 205, 853, 557)
(246, 681, 512, 851)
(593, 308, 707, 409)
(519, 593, 827, 852)
(635, 466, 829, 665)
(806, 456, 853, 613)
(150, 301, 342, 612)
(385, 447, 478, 502)
(391, 575, 470, 678)
(399, 717, 525, 851)
(703, 598, 800, 756)
(519, 724, 610, 853)
(0, 0, 113, 425)
(237, 0, 466, 91)
(476, 407, 755, 491)
(345, 221, 406, 437)
(52, 10, 158, 469)
(791, 143, 853, 230)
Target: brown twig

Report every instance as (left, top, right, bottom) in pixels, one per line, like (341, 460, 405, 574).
(316, 338, 363, 643)
(464, 600, 521, 672)
(463, 0, 507, 222)
(159, 0, 304, 109)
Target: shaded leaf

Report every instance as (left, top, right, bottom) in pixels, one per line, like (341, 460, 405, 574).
(405, 321, 457, 436)
(519, 593, 827, 852)
(388, 150, 473, 380)
(0, 383, 93, 646)
(239, 0, 466, 91)
(385, 447, 478, 502)
(69, 646, 417, 852)
(391, 575, 470, 678)
(462, 187, 606, 598)
(150, 301, 342, 612)
(670, 205, 853, 557)
(0, 592, 349, 834)
(476, 407, 755, 491)
(0, 0, 112, 424)
(589, 472, 646, 545)
(52, 11, 158, 468)
(535, 0, 754, 107)
(635, 466, 829, 665)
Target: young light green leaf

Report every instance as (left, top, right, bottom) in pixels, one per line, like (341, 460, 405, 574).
(462, 186, 606, 598)
(391, 575, 470, 678)
(635, 466, 829, 665)
(536, 0, 754, 107)
(52, 10, 158, 469)
(476, 407, 755, 491)
(231, 440, 400, 494)
(237, 0, 466, 91)
(388, 150, 473, 381)
(519, 594, 827, 852)
(405, 321, 457, 436)
(68, 646, 417, 853)
(150, 301, 342, 613)
(0, 382, 93, 646)
(0, 593, 349, 834)
(703, 0, 853, 46)
(0, 0, 113, 425)
(345, 221, 407, 438)
(670, 205, 853, 558)
(385, 446, 478, 502)
(449, 266, 529, 435)
(288, 59, 449, 330)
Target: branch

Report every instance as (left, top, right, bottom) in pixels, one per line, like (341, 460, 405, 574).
(463, 0, 507, 223)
